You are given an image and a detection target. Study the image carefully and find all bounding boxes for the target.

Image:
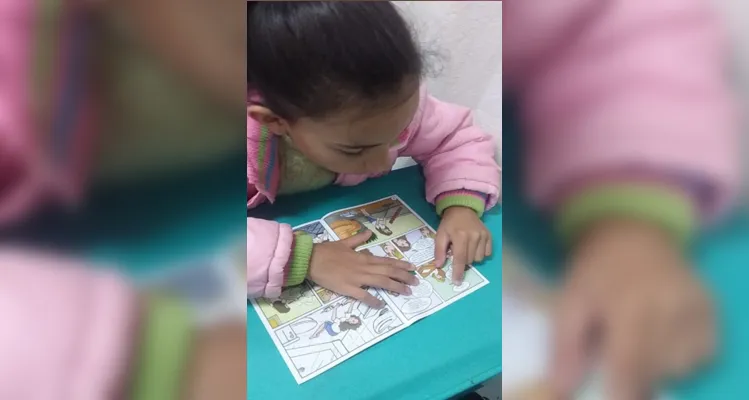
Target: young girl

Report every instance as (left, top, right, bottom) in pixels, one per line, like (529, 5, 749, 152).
(247, 2, 501, 308)
(504, 0, 739, 397)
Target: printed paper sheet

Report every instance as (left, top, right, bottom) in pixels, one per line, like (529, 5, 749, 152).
(250, 195, 490, 383)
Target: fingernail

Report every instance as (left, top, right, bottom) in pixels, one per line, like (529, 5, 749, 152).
(408, 264, 417, 270)
(410, 278, 419, 285)
(454, 279, 462, 286)
(405, 287, 412, 295)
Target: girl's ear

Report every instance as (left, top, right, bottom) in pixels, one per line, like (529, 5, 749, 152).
(247, 105, 289, 135)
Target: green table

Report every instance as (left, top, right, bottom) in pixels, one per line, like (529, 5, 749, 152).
(503, 103, 749, 399)
(248, 166, 502, 400)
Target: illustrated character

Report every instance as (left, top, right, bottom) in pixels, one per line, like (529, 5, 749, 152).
(360, 208, 393, 236)
(381, 242, 403, 259)
(417, 261, 447, 282)
(329, 219, 378, 243)
(310, 300, 362, 338)
(392, 236, 412, 253)
(373, 217, 393, 236)
(312, 231, 329, 244)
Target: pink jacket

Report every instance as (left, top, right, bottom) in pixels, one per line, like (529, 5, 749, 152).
(0, 248, 137, 399)
(504, 0, 739, 219)
(248, 87, 501, 298)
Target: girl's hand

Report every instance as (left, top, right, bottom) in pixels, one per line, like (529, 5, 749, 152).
(436, 206, 492, 284)
(184, 322, 246, 400)
(308, 231, 418, 308)
(552, 219, 715, 400)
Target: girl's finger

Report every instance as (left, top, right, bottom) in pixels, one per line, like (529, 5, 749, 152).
(434, 229, 450, 267)
(366, 275, 411, 296)
(604, 301, 651, 400)
(367, 265, 419, 285)
(348, 287, 384, 309)
(341, 230, 373, 248)
(473, 233, 486, 263)
(484, 232, 493, 257)
(451, 235, 468, 284)
(365, 255, 414, 271)
(551, 288, 595, 397)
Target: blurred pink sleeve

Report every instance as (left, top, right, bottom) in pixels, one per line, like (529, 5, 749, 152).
(506, 0, 740, 221)
(0, 248, 138, 399)
(247, 217, 293, 299)
(0, 0, 43, 226)
(1, 0, 96, 227)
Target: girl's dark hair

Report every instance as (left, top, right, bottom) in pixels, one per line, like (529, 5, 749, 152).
(248, 1, 424, 120)
(340, 316, 362, 331)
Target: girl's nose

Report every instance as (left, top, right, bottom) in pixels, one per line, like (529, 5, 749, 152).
(367, 150, 392, 174)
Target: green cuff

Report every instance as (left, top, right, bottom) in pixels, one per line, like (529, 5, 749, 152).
(130, 296, 193, 400)
(285, 233, 314, 287)
(556, 183, 696, 247)
(436, 194, 486, 217)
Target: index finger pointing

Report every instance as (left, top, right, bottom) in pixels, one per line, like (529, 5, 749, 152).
(605, 302, 651, 400)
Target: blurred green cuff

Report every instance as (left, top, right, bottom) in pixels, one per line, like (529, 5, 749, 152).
(556, 183, 696, 247)
(129, 295, 193, 400)
(435, 192, 487, 217)
(285, 232, 314, 287)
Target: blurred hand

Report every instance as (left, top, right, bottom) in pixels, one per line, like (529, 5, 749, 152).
(308, 231, 418, 308)
(184, 322, 246, 400)
(551, 219, 715, 400)
(436, 206, 492, 284)
(113, 0, 245, 109)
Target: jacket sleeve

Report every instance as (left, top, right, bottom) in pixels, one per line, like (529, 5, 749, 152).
(518, 0, 739, 244)
(0, 248, 139, 399)
(401, 90, 501, 216)
(247, 217, 314, 299)
(0, 0, 95, 227)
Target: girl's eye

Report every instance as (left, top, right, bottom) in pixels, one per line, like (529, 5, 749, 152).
(339, 149, 364, 156)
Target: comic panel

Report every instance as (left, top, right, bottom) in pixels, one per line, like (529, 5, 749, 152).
(311, 283, 342, 305)
(322, 196, 425, 248)
(256, 282, 323, 328)
(418, 258, 487, 302)
(381, 274, 445, 321)
(359, 240, 407, 261)
(392, 227, 437, 266)
(293, 221, 333, 244)
(273, 292, 406, 381)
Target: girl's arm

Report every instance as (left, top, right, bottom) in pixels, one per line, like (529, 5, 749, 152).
(508, 0, 739, 244)
(400, 88, 501, 218)
(0, 248, 191, 399)
(247, 217, 313, 299)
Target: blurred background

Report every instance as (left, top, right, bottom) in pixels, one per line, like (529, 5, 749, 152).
(393, 1, 502, 171)
(1, 0, 247, 398)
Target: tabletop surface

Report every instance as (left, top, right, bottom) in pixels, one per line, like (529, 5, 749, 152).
(248, 166, 502, 400)
(503, 104, 749, 399)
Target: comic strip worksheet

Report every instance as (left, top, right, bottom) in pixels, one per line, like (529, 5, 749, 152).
(250, 195, 490, 384)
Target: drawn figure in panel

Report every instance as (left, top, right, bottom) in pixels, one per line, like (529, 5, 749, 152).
(310, 299, 361, 339)
(293, 221, 331, 244)
(274, 294, 404, 379)
(423, 259, 486, 302)
(257, 283, 322, 328)
(393, 228, 437, 265)
(324, 197, 424, 247)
